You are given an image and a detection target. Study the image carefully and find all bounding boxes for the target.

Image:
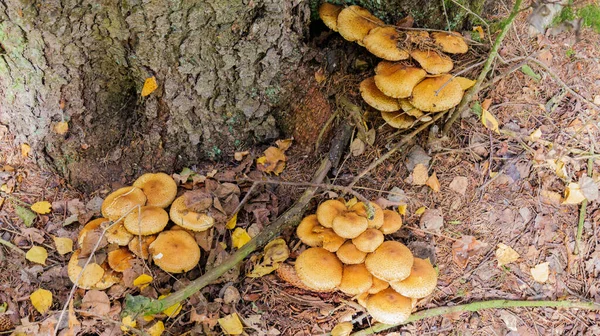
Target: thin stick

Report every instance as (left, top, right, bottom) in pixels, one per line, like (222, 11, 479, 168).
(351, 299, 600, 335)
(575, 155, 594, 255)
(442, 0, 524, 134)
(441, 0, 451, 31)
(0, 237, 26, 255)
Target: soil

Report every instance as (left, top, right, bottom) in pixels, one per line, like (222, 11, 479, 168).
(2, 2, 600, 336)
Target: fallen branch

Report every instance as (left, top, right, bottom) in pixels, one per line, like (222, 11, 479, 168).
(0, 237, 26, 255)
(575, 153, 594, 255)
(442, 0, 524, 134)
(351, 299, 600, 335)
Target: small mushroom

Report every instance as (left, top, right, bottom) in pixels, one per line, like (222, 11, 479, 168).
(316, 199, 347, 228)
(350, 202, 384, 229)
(366, 288, 413, 324)
(133, 172, 178, 208)
(101, 186, 147, 221)
(123, 205, 169, 236)
(318, 3, 342, 32)
(337, 5, 384, 45)
(431, 32, 468, 54)
(105, 222, 134, 246)
(356, 292, 370, 308)
(368, 276, 390, 294)
(336, 241, 367, 264)
(320, 228, 346, 252)
(107, 247, 135, 272)
(149, 230, 201, 273)
(332, 212, 368, 239)
(374, 64, 427, 99)
(360, 77, 402, 112)
(410, 50, 454, 75)
(380, 210, 403, 234)
(363, 26, 409, 61)
(338, 263, 373, 295)
(294, 247, 343, 292)
(169, 196, 215, 232)
(365, 241, 414, 282)
(276, 263, 335, 292)
(352, 228, 385, 253)
(410, 74, 464, 112)
(381, 112, 416, 129)
(389, 257, 438, 298)
(296, 215, 325, 247)
(91, 268, 120, 290)
(77, 217, 109, 247)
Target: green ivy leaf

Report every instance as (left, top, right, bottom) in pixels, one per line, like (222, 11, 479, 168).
(123, 294, 164, 316)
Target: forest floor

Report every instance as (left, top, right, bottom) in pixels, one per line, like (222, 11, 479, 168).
(2, 2, 600, 336)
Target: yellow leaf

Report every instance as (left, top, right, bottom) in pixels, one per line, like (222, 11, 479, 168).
(397, 204, 407, 216)
(426, 172, 441, 192)
(232, 228, 251, 249)
(415, 206, 426, 216)
(345, 197, 358, 208)
(495, 243, 520, 267)
(21, 143, 31, 158)
(563, 182, 586, 205)
(530, 262, 549, 283)
(247, 239, 289, 278)
(31, 201, 52, 214)
(331, 321, 353, 336)
(256, 156, 267, 165)
(121, 315, 137, 332)
(53, 237, 73, 255)
(26, 246, 48, 265)
(133, 274, 153, 289)
(30, 288, 52, 314)
(218, 313, 244, 335)
(158, 294, 182, 317)
(226, 212, 238, 230)
(143, 315, 155, 322)
(473, 26, 485, 39)
(481, 108, 500, 134)
(314, 68, 326, 83)
(147, 321, 165, 336)
(54, 122, 69, 135)
(529, 128, 542, 141)
(455, 77, 476, 91)
(141, 76, 158, 97)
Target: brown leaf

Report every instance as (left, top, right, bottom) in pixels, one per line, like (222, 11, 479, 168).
(449, 176, 469, 195)
(80, 228, 108, 257)
(195, 229, 214, 251)
(80, 290, 110, 317)
(350, 138, 365, 157)
(452, 235, 488, 268)
(426, 172, 441, 192)
(221, 194, 240, 216)
(396, 15, 414, 28)
(481, 98, 492, 110)
(412, 164, 428, 185)
(540, 190, 561, 206)
(214, 183, 241, 199)
(184, 190, 213, 212)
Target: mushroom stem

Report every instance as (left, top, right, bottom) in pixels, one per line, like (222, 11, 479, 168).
(351, 299, 600, 336)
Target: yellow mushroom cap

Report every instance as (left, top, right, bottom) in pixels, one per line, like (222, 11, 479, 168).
(356, 292, 370, 308)
(431, 32, 468, 54)
(316, 199, 347, 228)
(365, 241, 414, 282)
(350, 202, 384, 229)
(363, 26, 409, 61)
(381, 111, 416, 129)
(352, 228, 385, 253)
(68, 250, 106, 289)
(375, 61, 400, 75)
(337, 5, 384, 45)
(321, 228, 346, 252)
(133, 172, 177, 208)
(390, 257, 438, 298)
(336, 241, 367, 264)
(455, 76, 476, 90)
(123, 206, 169, 236)
(78, 217, 109, 246)
(295, 247, 343, 291)
(101, 186, 147, 221)
(105, 222, 134, 246)
(276, 263, 335, 292)
(338, 263, 374, 295)
(296, 214, 324, 247)
(91, 269, 120, 290)
(410, 74, 464, 112)
(319, 3, 342, 32)
(128, 235, 157, 259)
(107, 247, 135, 272)
(149, 230, 201, 273)
(332, 212, 369, 239)
(410, 50, 454, 75)
(374, 65, 427, 98)
(368, 276, 390, 294)
(380, 210, 403, 234)
(169, 196, 215, 232)
(360, 77, 401, 112)
(366, 288, 413, 324)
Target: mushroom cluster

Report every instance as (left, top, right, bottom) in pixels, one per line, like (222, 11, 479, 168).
(69, 172, 214, 289)
(319, 3, 476, 129)
(282, 199, 438, 325)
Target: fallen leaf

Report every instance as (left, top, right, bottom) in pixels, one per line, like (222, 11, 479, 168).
(398, 204, 407, 216)
(133, 274, 153, 289)
(21, 143, 31, 157)
(415, 206, 426, 216)
(30, 288, 52, 314)
(579, 176, 598, 201)
(257, 146, 287, 175)
(15, 205, 36, 227)
(53, 237, 73, 255)
(540, 190, 561, 206)
(331, 321, 353, 336)
(452, 235, 488, 268)
(121, 315, 137, 332)
(419, 208, 444, 232)
(147, 321, 165, 336)
(563, 182, 586, 204)
(495, 243, 520, 267)
(54, 122, 69, 135)
(80, 290, 110, 316)
(529, 128, 542, 141)
(218, 313, 244, 335)
(31, 201, 52, 214)
(481, 108, 500, 134)
(232, 228, 251, 249)
(426, 172, 441, 192)
(405, 146, 431, 171)
(158, 294, 182, 317)
(499, 311, 518, 332)
(530, 262, 549, 283)
(226, 213, 238, 230)
(314, 68, 326, 83)
(473, 26, 485, 39)
(26, 246, 48, 265)
(412, 164, 428, 185)
(350, 138, 365, 157)
(183, 190, 213, 212)
(449, 176, 468, 195)
(247, 238, 289, 277)
(141, 76, 158, 97)
(520, 64, 541, 82)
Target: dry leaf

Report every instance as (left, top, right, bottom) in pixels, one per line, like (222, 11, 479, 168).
(563, 182, 586, 204)
(415, 206, 426, 216)
(452, 235, 488, 268)
(80, 290, 110, 316)
(412, 164, 428, 185)
(530, 262, 549, 283)
(397, 204, 407, 216)
(481, 108, 500, 134)
(529, 128, 542, 141)
(121, 316, 137, 332)
(481, 98, 492, 110)
(496, 243, 520, 267)
(579, 176, 598, 201)
(226, 213, 238, 229)
(147, 321, 165, 336)
(314, 68, 326, 83)
(21, 143, 31, 157)
(247, 238, 289, 277)
(420, 208, 444, 232)
(257, 146, 287, 175)
(53, 237, 73, 255)
(183, 190, 213, 212)
(232, 228, 251, 249)
(540, 190, 561, 206)
(275, 138, 293, 151)
(218, 313, 244, 335)
(331, 321, 353, 336)
(141, 76, 158, 97)
(30, 288, 52, 314)
(449, 176, 468, 195)
(31, 201, 52, 214)
(350, 138, 365, 157)
(158, 294, 182, 317)
(26, 246, 48, 265)
(426, 172, 441, 192)
(133, 274, 153, 289)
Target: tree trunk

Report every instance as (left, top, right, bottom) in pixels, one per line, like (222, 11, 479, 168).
(0, 0, 484, 191)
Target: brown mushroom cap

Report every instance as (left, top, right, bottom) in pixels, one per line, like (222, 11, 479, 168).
(338, 263, 374, 295)
(332, 212, 369, 239)
(68, 250, 105, 289)
(91, 268, 120, 290)
(375, 61, 399, 75)
(410, 50, 454, 75)
(337, 5, 384, 45)
(133, 172, 178, 208)
(390, 257, 438, 298)
(296, 215, 325, 247)
(107, 247, 135, 272)
(365, 241, 414, 282)
(381, 112, 416, 129)
(169, 196, 215, 232)
(431, 32, 468, 54)
(363, 26, 409, 61)
(318, 3, 342, 32)
(149, 230, 201, 273)
(360, 77, 401, 112)
(276, 263, 335, 292)
(366, 288, 413, 324)
(78, 217, 110, 246)
(350, 202, 384, 229)
(336, 241, 367, 264)
(320, 228, 347, 252)
(410, 74, 463, 112)
(101, 186, 147, 221)
(128, 235, 157, 259)
(380, 210, 403, 234)
(368, 276, 390, 294)
(374, 65, 427, 98)
(316, 199, 347, 228)
(123, 206, 169, 236)
(352, 228, 385, 253)
(295, 247, 343, 291)
(105, 222, 134, 246)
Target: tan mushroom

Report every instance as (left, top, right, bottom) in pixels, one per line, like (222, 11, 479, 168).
(350, 202, 384, 229)
(374, 64, 427, 98)
(128, 235, 157, 259)
(366, 288, 413, 324)
(320, 228, 346, 252)
(390, 257, 438, 298)
(101, 186, 147, 221)
(133, 172, 178, 208)
(316, 199, 347, 228)
(68, 250, 106, 289)
(352, 228, 385, 253)
(380, 209, 403, 234)
(105, 222, 134, 246)
(169, 196, 215, 232)
(332, 212, 369, 239)
(296, 214, 325, 247)
(336, 241, 368, 264)
(410, 74, 463, 112)
(431, 32, 468, 54)
(318, 3, 342, 32)
(149, 230, 201, 273)
(368, 276, 390, 294)
(123, 206, 169, 236)
(338, 263, 374, 295)
(410, 50, 454, 75)
(360, 77, 401, 112)
(365, 241, 414, 282)
(107, 247, 135, 272)
(337, 5, 384, 45)
(381, 112, 416, 129)
(294, 247, 343, 291)
(363, 26, 409, 61)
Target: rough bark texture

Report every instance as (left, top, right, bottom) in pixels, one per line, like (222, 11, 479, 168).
(0, 0, 484, 191)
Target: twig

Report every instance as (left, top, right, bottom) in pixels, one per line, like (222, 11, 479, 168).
(575, 154, 594, 255)
(442, 0, 524, 134)
(441, 0, 451, 31)
(350, 299, 600, 335)
(0, 237, 26, 255)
